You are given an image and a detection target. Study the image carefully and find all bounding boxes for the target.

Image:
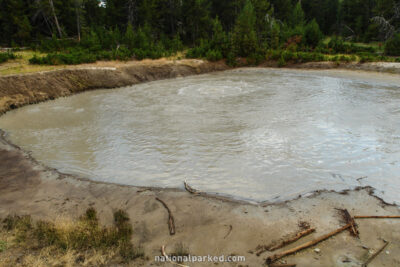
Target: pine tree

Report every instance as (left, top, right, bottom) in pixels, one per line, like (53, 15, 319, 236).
(290, 1, 305, 27)
(305, 19, 323, 47)
(232, 0, 258, 56)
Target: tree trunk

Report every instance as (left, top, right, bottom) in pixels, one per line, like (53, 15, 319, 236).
(48, 0, 62, 38)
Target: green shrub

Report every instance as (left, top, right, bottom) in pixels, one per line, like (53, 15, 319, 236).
(385, 34, 400, 56)
(305, 19, 323, 48)
(226, 51, 237, 66)
(246, 51, 265, 65)
(0, 52, 17, 63)
(206, 49, 223, 61)
(278, 55, 286, 67)
(327, 36, 376, 54)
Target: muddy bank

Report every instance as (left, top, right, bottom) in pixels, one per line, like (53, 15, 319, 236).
(261, 61, 400, 74)
(2, 59, 400, 115)
(0, 59, 228, 114)
(1, 59, 400, 266)
(1, 132, 400, 267)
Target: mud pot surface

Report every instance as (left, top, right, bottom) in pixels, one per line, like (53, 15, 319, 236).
(0, 59, 400, 266)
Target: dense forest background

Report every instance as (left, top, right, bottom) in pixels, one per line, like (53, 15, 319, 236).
(1, 0, 400, 64)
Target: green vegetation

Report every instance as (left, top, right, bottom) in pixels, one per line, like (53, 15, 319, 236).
(0, 240, 6, 252)
(0, 52, 17, 63)
(385, 34, 400, 56)
(1, 0, 400, 66)
(1, 208, 144, 264)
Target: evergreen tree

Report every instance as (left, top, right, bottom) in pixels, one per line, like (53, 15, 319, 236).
(290, 1, 305, 27)
(251, 0, 273, 44)
(305, 19, 323, 47)
(182, 0, 212, 44)
(232, 0, 258, 56)
(270, 0, 293, 22)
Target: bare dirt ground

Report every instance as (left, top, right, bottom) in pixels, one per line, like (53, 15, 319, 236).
(1, 130, 400, 267)
(1, 59, 400, 266)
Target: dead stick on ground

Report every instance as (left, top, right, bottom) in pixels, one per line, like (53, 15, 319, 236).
(257, 228, 315, 256)
(161, 245, 190, 267)
(362, 241, 389, 267)
(224, 224, 233, 239)
(156, 197, 176, 235)
(184, 180, 200, 195)
(339, 209, 359, 237)
(355, 215, 400, 219)
(266, 223, 352, 264)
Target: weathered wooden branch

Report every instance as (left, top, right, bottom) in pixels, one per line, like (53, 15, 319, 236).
(156, 197, 176, 235)
(362, 241, 389, 267)
(266, 223, 352, 264)
(355, 215, 400, 219)
(224, 224, 233, 239)
(184, 180, 200, 194)
(339, 209, 359, 237)
(48, 0, 62, 38)
(161, 245, 189, 267)
(257, 228, 315, 256)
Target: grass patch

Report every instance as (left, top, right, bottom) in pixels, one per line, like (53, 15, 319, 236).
(1, 208, 144, 265)
(0, 240, 6, 252)
(0, 50, 66, 76)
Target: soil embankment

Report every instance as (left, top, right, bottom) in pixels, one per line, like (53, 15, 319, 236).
(0, 59, 228, 114)
(0, 59, 400, 266)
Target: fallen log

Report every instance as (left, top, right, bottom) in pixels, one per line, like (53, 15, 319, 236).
(266, 223, 352, 264)
(256, 228, 315, 256)
(184, 180, 200, 194)
(355, 215, 400, 219)
(362, 241, 389, 267)
(156, 197, 176, 235)
(161, 245, 190, 267)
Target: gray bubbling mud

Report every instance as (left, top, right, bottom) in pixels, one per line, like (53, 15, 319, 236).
(1, 68, 400, 204)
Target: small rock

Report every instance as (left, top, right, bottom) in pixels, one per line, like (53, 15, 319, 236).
(386, 250, 390, 255)
(314, 248, 321, 253)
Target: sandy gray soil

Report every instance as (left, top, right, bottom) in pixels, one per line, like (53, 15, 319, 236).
(1, 59, 400, 266)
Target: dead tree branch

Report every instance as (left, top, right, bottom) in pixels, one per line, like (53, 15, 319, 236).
(355, 215, 400, 219)
(184, 180, 200, 195)
(156, 197, 176, 235)
(256, 228, 315, 256)
(362, 241, 389, 267)
(266, 223, 352, 264)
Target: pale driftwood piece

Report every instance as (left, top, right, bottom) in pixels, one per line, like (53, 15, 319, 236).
(184, 180, 200, 194)
(266, 223, 352, 264)
(161, 245, 190, 267)
(256, 228, 315, 256)
(339, 209, 359, 237)
(362, 241, 389, 267)
(355, 215, 400, 219)
(156, 197, 176, 235)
